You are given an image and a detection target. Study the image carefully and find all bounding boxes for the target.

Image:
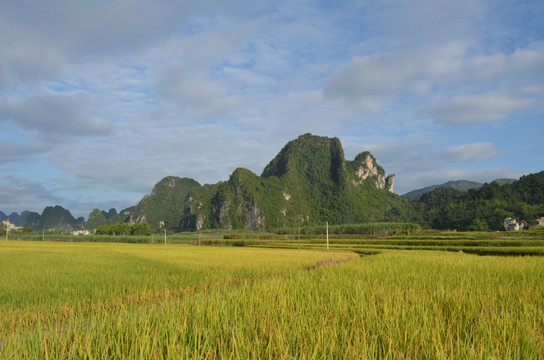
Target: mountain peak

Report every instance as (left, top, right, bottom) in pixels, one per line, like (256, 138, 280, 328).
(25, 205, 84, 231)
(131, 176, 201, 231)
(151, 176, 200, 196)
(347, 151, 394, 192)
(261, 133, 345, 183)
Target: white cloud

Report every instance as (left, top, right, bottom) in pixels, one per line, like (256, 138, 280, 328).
(0, 0, 543, 217)
(0, 141, 51, 162)
(0, 94, 114, 137)
(153, 67, 243, 122)
(218, 67, 277, 89)
(440, 143, 500, 162)
(0, 174, 61, 214)
(155, 66, 226, 106)
(422, 92, 534, 125)
(323, 40, 544, 114)
(322, 43, 467, 111)
(462, 47, 544, 83)
(0, 1, 260, 90)
(366, 0, 488, 42)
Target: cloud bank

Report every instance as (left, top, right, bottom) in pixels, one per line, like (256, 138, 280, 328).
(1, 0, 543, 217)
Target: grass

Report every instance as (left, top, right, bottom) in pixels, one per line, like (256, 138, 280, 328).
(0, 242, 354, 355)
(275, 222, 421, 236)
(246, 229, 544, 256)
(1, 232, 544, 358)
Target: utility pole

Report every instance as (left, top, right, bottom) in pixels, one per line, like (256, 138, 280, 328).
(198, 232, 201, 246)
(326, 221, 329, 251)
(298, 226, 301, 250)
(5, 222, 8, 242)
(164, 229, 167, 245)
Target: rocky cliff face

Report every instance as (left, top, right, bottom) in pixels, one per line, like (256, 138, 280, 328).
(205, 168, 268, 231)
(349, 152, 394, 192)
(385, 174, 395, 192)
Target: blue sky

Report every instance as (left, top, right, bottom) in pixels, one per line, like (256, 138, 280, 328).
(1, 0, 543, 219)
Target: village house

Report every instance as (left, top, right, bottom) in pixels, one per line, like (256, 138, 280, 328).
(504, 217, 524, 231)
(71, 229, 92, 236)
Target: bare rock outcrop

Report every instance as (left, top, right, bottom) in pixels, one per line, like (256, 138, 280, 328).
(351, 152, 394, 192)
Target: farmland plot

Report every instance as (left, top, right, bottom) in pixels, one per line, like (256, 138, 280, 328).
(1, 242, 543, 359)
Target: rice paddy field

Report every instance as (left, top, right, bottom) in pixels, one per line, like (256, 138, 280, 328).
(1, 230, 544, 359)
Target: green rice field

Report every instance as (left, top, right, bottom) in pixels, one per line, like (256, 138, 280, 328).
(1, 232, 544, 359)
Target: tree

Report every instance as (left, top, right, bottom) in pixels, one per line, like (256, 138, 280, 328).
(467, 218, 488, 231)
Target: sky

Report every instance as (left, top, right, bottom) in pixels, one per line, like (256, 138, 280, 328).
(1, 0, 543, 219)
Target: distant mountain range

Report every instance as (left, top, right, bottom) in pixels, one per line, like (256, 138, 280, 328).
(24, 206, 84, 231)
(0, 210, 34, 227)
(402, 179, 516, 200)
(3, 134, 404, 232)
(2, 134, 541, 233)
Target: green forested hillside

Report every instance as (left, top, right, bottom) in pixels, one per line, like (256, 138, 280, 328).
(402, 179, 516, 200)
(402, 180, 484, 200)
(129, 176, 201, 231)
(418, 171, 544, 230)
(180, 134, 416, 231)
(76, 134, 542, 234)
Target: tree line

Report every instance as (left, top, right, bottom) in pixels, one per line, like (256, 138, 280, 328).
(95, 223, 151, 236)
(417, 171, 544, 231)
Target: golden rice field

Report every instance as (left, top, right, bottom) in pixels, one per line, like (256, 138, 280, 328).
(1, 240, 543, 359)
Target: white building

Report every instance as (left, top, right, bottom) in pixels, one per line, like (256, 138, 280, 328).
(71, 229, 92, 236)
(504, 217, 524, 231)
